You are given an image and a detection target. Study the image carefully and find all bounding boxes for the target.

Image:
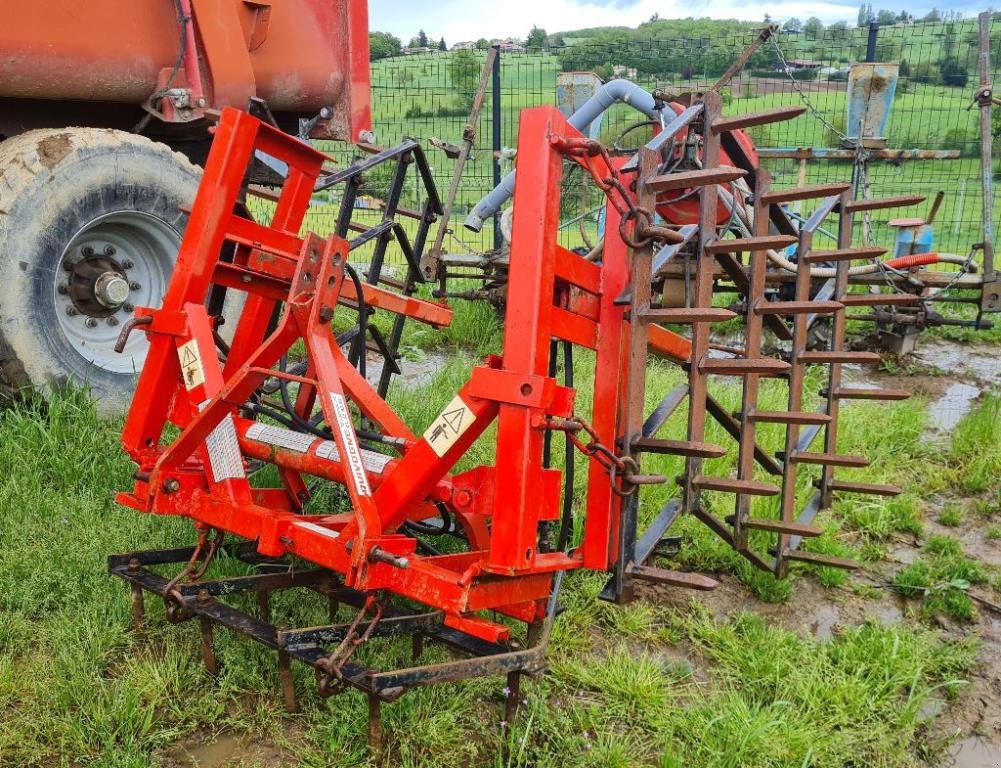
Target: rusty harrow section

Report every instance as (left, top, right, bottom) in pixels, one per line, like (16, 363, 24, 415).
(602, 91, 918, 601)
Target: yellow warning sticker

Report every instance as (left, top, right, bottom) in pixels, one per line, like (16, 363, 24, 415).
(423, 394, 476, 457)
(178, 339, 205, 391)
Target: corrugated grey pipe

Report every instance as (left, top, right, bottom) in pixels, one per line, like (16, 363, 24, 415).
(464, 79, 663, 232)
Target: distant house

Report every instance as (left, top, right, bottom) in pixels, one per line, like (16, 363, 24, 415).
(403, 46, 432, 55)
(783, 59, 822, 70)
(452, 41, 475, 50)
(612, 64, 638, 79)
(492, 38, 525, 52)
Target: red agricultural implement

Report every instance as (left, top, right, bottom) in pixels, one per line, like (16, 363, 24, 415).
(110, 96, 916, 750)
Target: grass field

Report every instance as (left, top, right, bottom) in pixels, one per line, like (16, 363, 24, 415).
(1, 298, 999, 766)
(355, 45, 999, 262)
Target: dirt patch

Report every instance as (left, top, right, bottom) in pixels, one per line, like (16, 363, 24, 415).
(36, 134, 72, 169)
(158, 732, 291, 768)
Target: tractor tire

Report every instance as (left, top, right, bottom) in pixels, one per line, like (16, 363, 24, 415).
(0, 127, 202, 414)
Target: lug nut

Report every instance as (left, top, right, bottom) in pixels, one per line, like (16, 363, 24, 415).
(65, 306, 78, 316)
(81, 245, 95, 257)
(123, 302, 134, 312)
(106, 316, 119, 326)
(85, 317, 98, 328)
(57, 283, 69, 295)
(129, 281, 141, 291)
(103, 245, 116, 256)
(121, 259, 134, 269)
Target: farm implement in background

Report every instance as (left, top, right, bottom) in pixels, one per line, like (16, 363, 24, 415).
(430, 20, 997, 352)
(109, 91, 913, 751)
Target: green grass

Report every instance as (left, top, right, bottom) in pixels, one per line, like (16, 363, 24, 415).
(0, 364, 989, 766)
(2, 248, 998, 765)
(948, 393, 1001, 493)
(892, 535, 989, 622)
(937, 502, 964, 528)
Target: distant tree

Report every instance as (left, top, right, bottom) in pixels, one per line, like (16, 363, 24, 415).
(526, 26, 547, 50)
(649, 13, 660, 22)
(439, 37, 447, 51)
(475, 38, 490, 50)
(782, 17, 802, 32)
(897, 10, 912, 22)
(448, 49, 480, 106)
(829, 20, 850, 40)
(369, 31, 402, 61)
(940, 57, 969, 86)
(899, 58, 911, 76)
(923, 8, 941, 22)
(804, 17, 824, 36)
(876, 9, 897, 25)
(857, 3, 873, 26)
(418, 29, 429, 47)
(764, 13, 772, 23)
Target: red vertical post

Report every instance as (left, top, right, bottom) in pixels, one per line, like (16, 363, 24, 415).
(581, 201, 629, 569)
(487, 107, 567, 572)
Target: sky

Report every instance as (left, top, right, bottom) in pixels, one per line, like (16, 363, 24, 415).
(368, 1, 984, 43)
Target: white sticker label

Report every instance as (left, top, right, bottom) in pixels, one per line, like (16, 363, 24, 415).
(204, 412, 245, 482)
(294, 521, 341, 539)
(329, 393, 371, 496)
(315, 440, 393, 475)
(245, 423, 316, 453)
(423, 394, 476, 458)
(177, 339, 206, 391)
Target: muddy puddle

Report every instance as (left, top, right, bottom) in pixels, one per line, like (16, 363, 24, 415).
(946, 736, 1001, 768)
(159, 732, 287, 768)
(911, 340, 1001, 432)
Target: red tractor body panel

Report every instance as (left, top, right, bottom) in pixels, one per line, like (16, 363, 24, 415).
(0, 0, 371, 141)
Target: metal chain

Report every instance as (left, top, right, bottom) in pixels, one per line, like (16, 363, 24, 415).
(769, 38, 848, 141)
(547, 415, 638, 497)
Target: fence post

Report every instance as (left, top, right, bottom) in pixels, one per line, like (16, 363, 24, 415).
(865, 22, 879, 62)
(492, 45, 503, 250)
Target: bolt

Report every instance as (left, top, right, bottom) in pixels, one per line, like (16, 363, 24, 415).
(121, 259, 135, 269)
(318, 306, 334, 323)
(85, 317, 98, 328)
(129, 281, 141, 291)
(103, 245, 116, 256)
(162, 478, 181, 493)
(81, 245, 95, 257)
(106, 316, 119, 326)
(65, 306, 78, 316)
(57, 283, 69, 295)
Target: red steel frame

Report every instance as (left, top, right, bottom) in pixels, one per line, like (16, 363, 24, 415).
(117, 105, 672, 643)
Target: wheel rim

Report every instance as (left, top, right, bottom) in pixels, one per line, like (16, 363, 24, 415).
(54, 212, 180, 375)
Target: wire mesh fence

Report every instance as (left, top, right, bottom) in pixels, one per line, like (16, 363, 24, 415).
(301, 16, 1001, 270)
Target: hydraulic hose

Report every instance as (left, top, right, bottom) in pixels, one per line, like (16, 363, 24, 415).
(720, 182, 973, 277)
(465, 79, 663, 232)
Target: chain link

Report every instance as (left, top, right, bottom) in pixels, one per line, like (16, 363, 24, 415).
(549, 415, 638, 497)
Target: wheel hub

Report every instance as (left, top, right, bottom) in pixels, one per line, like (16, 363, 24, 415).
(54, 211, 180, 375)
(66, 255, 130, 317)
